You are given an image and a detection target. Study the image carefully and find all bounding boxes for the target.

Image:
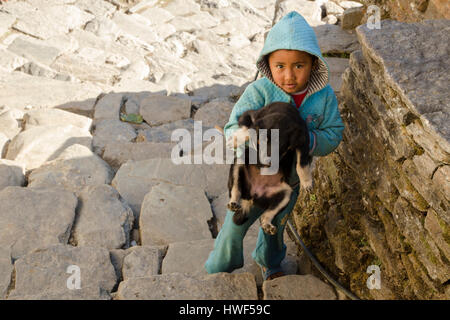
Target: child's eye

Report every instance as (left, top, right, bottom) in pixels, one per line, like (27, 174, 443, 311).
(276, 65, 283, 69)
(296, 65, 303, 69)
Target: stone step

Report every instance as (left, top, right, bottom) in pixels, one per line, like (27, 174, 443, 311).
(263, 274, 337, 300)
(139, 182, 214, 245)
(116, 272, 258, 300)
(7, 244, 117, 300)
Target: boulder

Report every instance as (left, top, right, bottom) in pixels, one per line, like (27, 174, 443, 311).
(341, 6, 365, 30)
(0, 109, 21, 140)
(263, 274, 337, 300)
(0, 187, 77, 260)
(92, 119, 137, 155)
(102, 141, 178, 170)
(0, 11, 15, 39)
(0, 159, 25, 191)
(5, 124, 92, 170)
(27, 144, 113, 194)
(0, 133, 9, 158)
(139, 182, 213, 246)
(51, 52, 120, 85)
(275, 0, 324, 26)
(314, 24, 359, 54)
(0, 48, 28, 73)
(325, 57, 350, 94)
(0, 247, 12, 299)
(112, 158, 229, 218)
(356, 20, 449, 145)
(122, 245, 167, 280)
(193, 98, 234, 128)
(140, 95, 191, 126)
(116, 272, 258, 300)
(3, 3, 94, 40)
(7, 245, 117, 300)
(7, 35, 61, 66)
(71, 184, 134, 249)
(93, 92, 124, 121)
(22, 108, 92, 131)
(0, 72, 102, 113)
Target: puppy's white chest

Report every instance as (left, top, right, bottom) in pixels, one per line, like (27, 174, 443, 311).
(248, 166, 282, 198)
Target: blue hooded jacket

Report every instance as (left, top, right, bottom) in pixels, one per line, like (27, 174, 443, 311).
(224, 11, 344, 157)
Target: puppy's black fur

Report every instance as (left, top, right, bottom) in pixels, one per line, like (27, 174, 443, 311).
(227, 102, 313, 235)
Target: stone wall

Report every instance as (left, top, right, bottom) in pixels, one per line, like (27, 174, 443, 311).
(293, 19, 449, 299)
(358, 0, 450, 22)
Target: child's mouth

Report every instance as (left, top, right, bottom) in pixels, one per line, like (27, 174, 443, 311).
(284, 84, 296, 89)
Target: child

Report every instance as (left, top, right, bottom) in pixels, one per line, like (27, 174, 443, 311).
(204, 11, 345, 280)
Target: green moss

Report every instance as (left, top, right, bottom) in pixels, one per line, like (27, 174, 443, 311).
(359, 237, 369, 248)
(323, 52, 351, 59)
(372, 257, 382, 267)
(419, 233, 439, 266)
(435, 213, 450, 246)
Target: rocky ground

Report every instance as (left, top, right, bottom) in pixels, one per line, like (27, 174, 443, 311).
(0, 0, 363, 300)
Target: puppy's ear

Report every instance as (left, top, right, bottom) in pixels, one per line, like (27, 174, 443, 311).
(238, 110, 256, 128)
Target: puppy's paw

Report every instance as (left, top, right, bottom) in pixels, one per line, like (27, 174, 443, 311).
(227, 201, 241, 212)
(261, 222, 277, 236)
(232, 210, 248, 225)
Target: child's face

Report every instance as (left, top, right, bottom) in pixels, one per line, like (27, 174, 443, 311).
(268, 49, 314, 94)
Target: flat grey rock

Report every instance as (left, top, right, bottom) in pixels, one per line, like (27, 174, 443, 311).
(71, 184, 134, 249)
(0, 159, 25, 191)
(122, 245, 167, 280)
(22, 108, 92, 131)
(314, 24, 359, 54)
(30, 149, 118, 194)
(7, 244, 116, 300)
(193, 98, 235, 128)
(3, 3, 94, 40)
(140, 95, 191, 126)
(117, 272, 258, 300)
(0, 109, 21, 140)
(0, 48, 28, 73)
(7, 35, 61, 66)
(356, 20, 450, 145)
(0, 71, 102, 113)
(5, 125, 92, 170)
(275, 0, 324, 26)
(0, 187, 77, 260)
(112, 158, 229, 218)
(139, 182, 213, 246)
(263, 274, 337, 300)
(0, 247, 12, 299)
(92, 119, 137, 154)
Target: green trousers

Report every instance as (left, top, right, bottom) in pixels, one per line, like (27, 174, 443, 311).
(204, 183, 300, 274)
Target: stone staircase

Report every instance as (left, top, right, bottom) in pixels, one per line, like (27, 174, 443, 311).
(0, 0, 362, 300)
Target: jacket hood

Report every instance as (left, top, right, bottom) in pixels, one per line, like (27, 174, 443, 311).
(256, 11, 329, 96)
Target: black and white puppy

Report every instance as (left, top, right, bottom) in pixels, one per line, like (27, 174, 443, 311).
(227, 102, 313, 235)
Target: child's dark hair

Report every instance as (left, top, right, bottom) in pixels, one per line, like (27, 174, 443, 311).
(266, 51, 318, 69)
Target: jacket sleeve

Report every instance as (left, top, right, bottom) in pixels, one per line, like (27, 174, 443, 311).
(223, 82, 265, 141)
(309, 87, 345, 157)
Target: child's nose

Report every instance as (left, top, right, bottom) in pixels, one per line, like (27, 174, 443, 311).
(285, 68, 296, 81)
